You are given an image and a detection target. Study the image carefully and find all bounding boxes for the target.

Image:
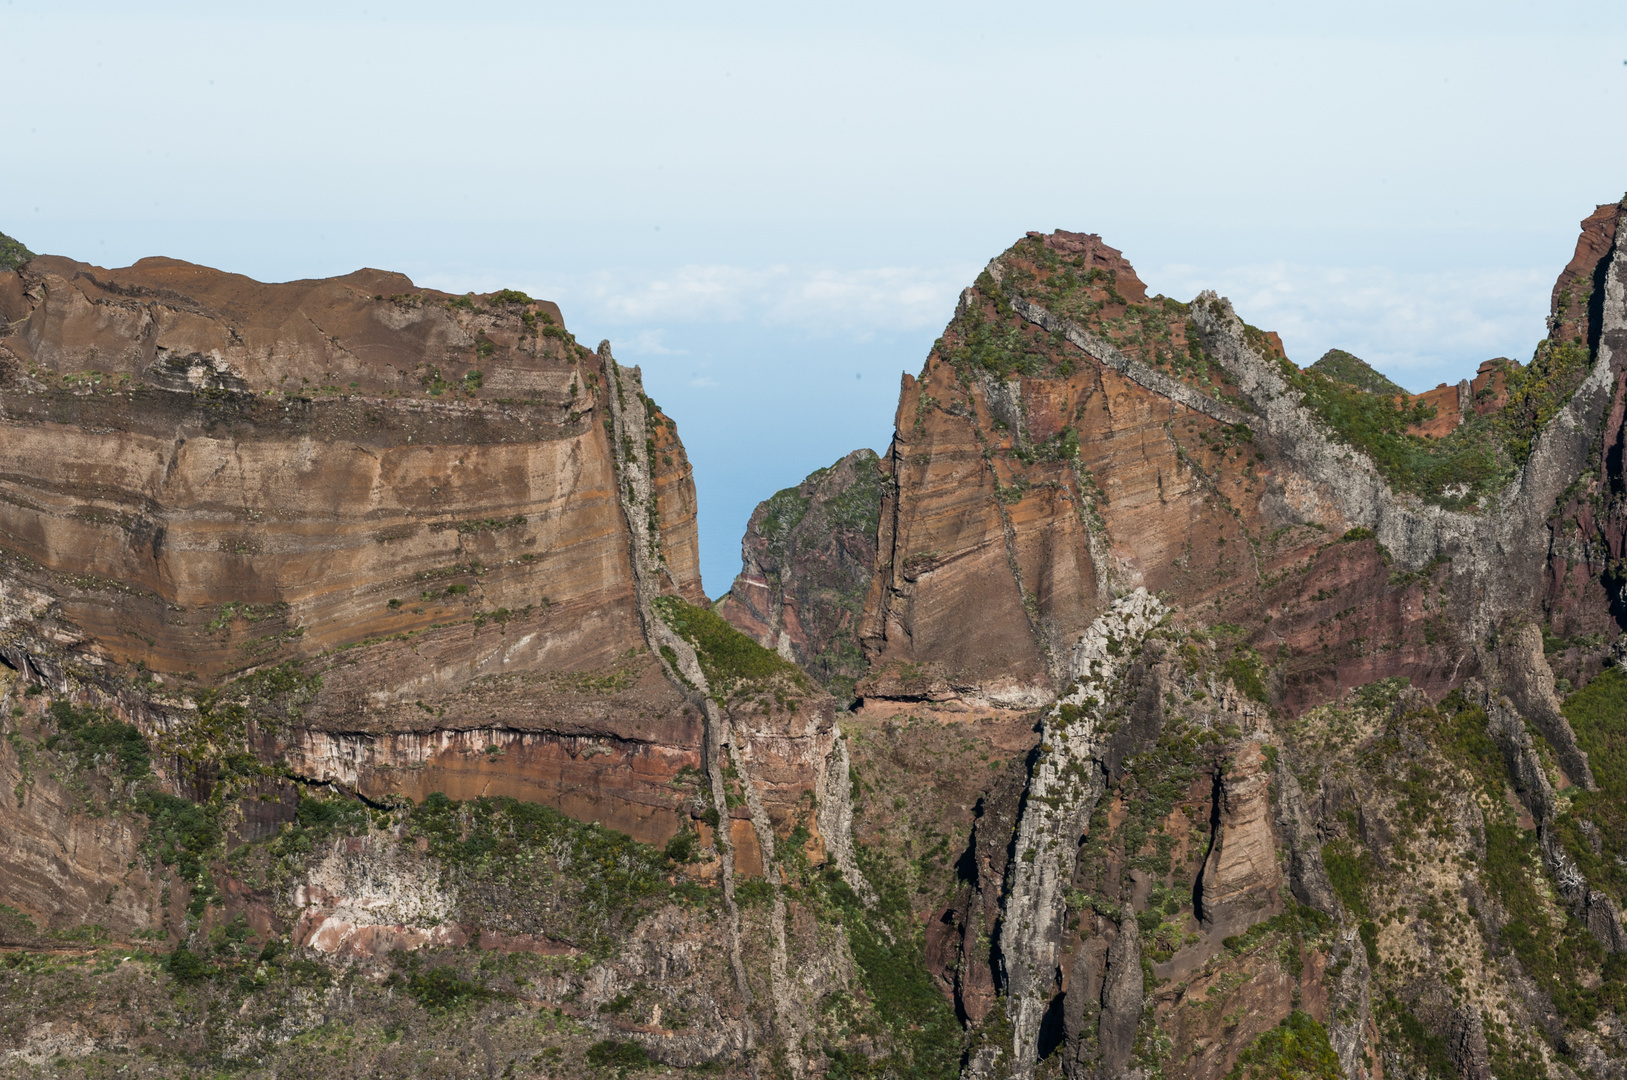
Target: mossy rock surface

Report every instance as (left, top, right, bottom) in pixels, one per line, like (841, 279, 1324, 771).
(0, 229, 33, 271)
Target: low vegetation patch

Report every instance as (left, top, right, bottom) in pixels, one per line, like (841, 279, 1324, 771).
(1559, 665, 1627, 906)
(406, 966, 496, 1011)
(1287, 335, 1594, 509)
(1307, 348, 1404, 396)
(407, 793, 709, 957)
(1225, 1010, 1342, 1080)
(651, 595, 811, 704)
(0, 229, 33, 271)
(42, 700, 149, 778)
(585, 1039, 651, 1071)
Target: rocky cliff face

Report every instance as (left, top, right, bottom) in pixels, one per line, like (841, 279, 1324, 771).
(6, 195, 1627, 1080)
(854, 208, 1627, 719)
(0, 255, 727, 844)
(714, 449, 885, 703)
(0, 251, 865, 914)
(722, 199, 1627, 1080)
(0, 248, 902, 1078)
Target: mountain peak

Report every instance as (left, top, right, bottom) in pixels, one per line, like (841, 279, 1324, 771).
(1306, 348, 1406, 395)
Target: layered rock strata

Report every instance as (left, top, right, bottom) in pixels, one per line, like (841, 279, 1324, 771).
(721, 199, 1627, 1080)
(852, 202, 1627, 720)
(0, 254, 835, 860)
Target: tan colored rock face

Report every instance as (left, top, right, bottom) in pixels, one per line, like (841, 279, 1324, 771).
(1195, 741, 1281, 934)
(0, 255, 693, 684)
(0, 254, 736, 849)
(860, 246, 1340, 709)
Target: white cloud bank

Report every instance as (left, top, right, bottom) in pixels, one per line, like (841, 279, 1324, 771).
(569, 263, 982, 337)
(424, 259, 1557, 391)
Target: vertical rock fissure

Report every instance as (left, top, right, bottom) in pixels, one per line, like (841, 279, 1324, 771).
(601, 342, 881, 1070)
(727, 738, 808, 1076)
(1064, 455, 1117, 610)
(971, 407, 1060, 685)
(1192, 769, 1223, 924)
(599, 342, 761, 1043)
(815, 725, 880, 909)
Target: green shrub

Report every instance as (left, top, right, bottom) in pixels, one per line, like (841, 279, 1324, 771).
(1290, 368, 1504, 507)
(1321, 844, 1371, 919)
(663, 829, 698, 864)
(1357, 920, 1379, 966)
(406, 967, 491, 1011)
(138, 791, 221, 891)
(488, 288, 533, 306)
(43, 700, 150, 778)
(164, 945, 211, 983)
(1226, 1010, 1341, 1080)
(1222, 651, 1268, 703)
(1433, 693, 1614, 1025)
(0, 230, 34, 272)
(586, 1040, 650, 1070)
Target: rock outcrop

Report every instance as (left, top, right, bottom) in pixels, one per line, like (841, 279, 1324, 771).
(717, 197, 1627, 1080)
(716, 449, 884, 701)
(839, 200, 1627, 725)
(0, 253, 839, 859)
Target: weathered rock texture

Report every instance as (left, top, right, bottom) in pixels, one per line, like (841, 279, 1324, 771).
(11, 192, 1627, 1080)
(716, 198, 1627, 1080)
(716, 449, 884, 701)
(0, 254, 840, 860)
(846, 200, 1627, 725)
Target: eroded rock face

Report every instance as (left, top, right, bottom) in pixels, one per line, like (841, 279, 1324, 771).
(1194, 742, 1282, 936)
(716, 449, 884, 702)
(0, 254, 820, 857)
(0, 255, 700, 683)
(10, 194, 1627, 1079)
(817, 200, 1627, 1080)
(843, 200, 1627, 724)
(0, 671, 160, 938)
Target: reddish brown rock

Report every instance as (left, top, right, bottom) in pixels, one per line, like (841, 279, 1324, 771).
(1551, 198, 1622, 348)
(0, 252, 830, 869)
(845, 205, 1627, 720)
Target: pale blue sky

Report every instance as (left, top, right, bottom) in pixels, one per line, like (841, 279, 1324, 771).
(5, 1, 1625, 593)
